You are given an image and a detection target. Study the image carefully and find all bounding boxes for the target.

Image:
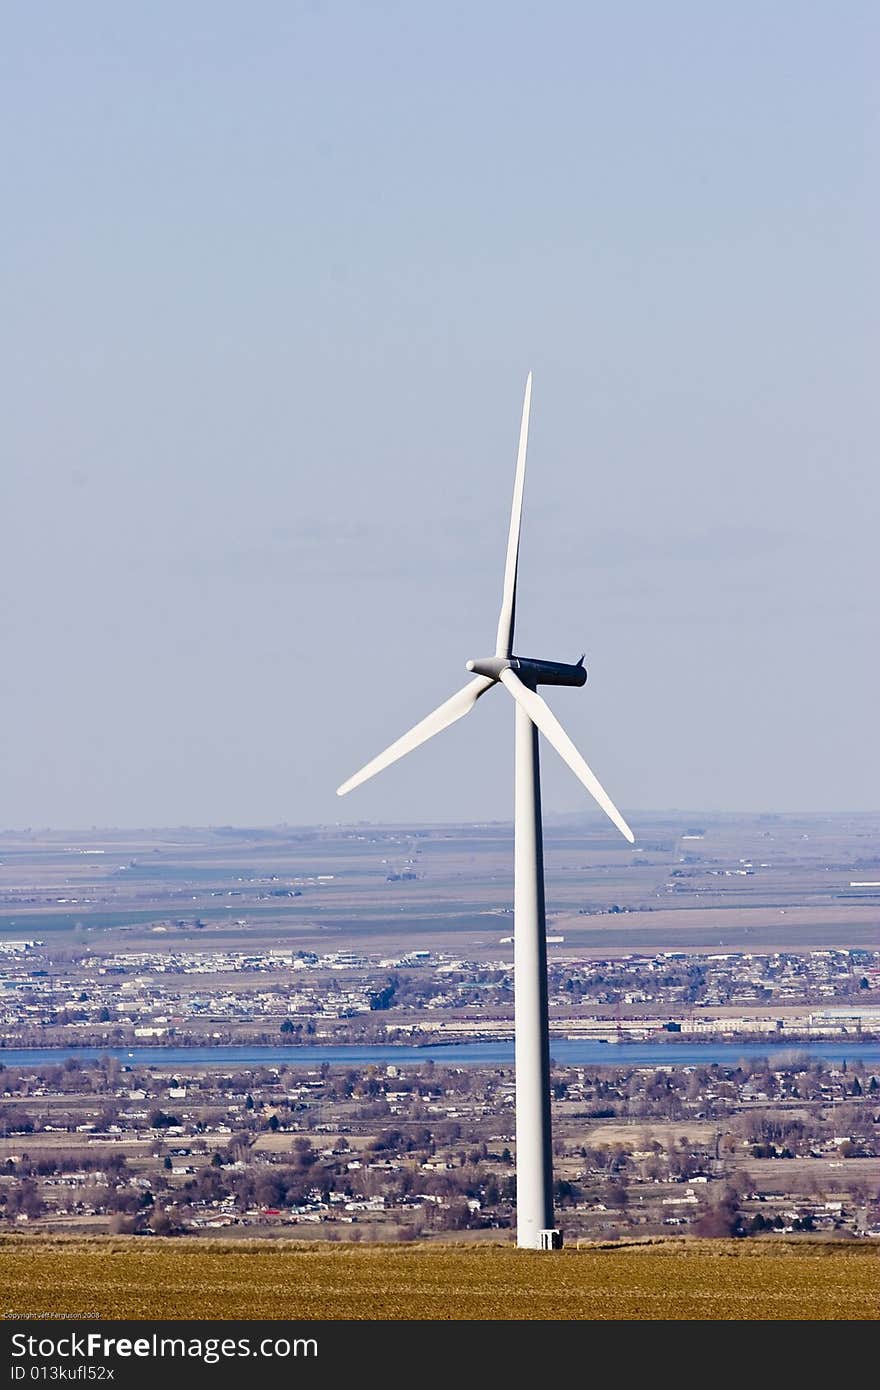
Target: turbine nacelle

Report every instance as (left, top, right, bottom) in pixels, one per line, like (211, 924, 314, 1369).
(465, 655, 587, 688)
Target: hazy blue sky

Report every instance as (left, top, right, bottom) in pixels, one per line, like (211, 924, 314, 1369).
(2, 2, 877, 829)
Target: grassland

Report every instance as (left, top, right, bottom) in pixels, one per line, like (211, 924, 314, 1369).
(1, 1237, 877, 1320)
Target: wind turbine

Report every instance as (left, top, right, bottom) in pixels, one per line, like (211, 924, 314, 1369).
(336, 375, 635, 1249)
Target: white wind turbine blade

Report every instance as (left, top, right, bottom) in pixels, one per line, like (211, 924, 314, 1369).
(495, 372, 532, 658)
(336, 675, 495, 796)
(499, 668, 635, 843)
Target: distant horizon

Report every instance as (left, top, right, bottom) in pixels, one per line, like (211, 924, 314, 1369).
(3, 806, 879, 837)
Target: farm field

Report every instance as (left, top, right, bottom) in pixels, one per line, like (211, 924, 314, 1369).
(1, 813, 878, 956)
(0, 1237, 877, 1321)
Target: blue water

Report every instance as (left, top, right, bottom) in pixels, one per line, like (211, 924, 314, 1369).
(0, 1041, 877, 1068)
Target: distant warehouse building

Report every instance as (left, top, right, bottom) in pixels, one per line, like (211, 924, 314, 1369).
(808, 1006, 880, 1032)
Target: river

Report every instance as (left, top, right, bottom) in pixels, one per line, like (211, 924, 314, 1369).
(0, 1040, 878, 1067)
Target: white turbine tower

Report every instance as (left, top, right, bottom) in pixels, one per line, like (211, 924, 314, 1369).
(336, 375, 634, 1249)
